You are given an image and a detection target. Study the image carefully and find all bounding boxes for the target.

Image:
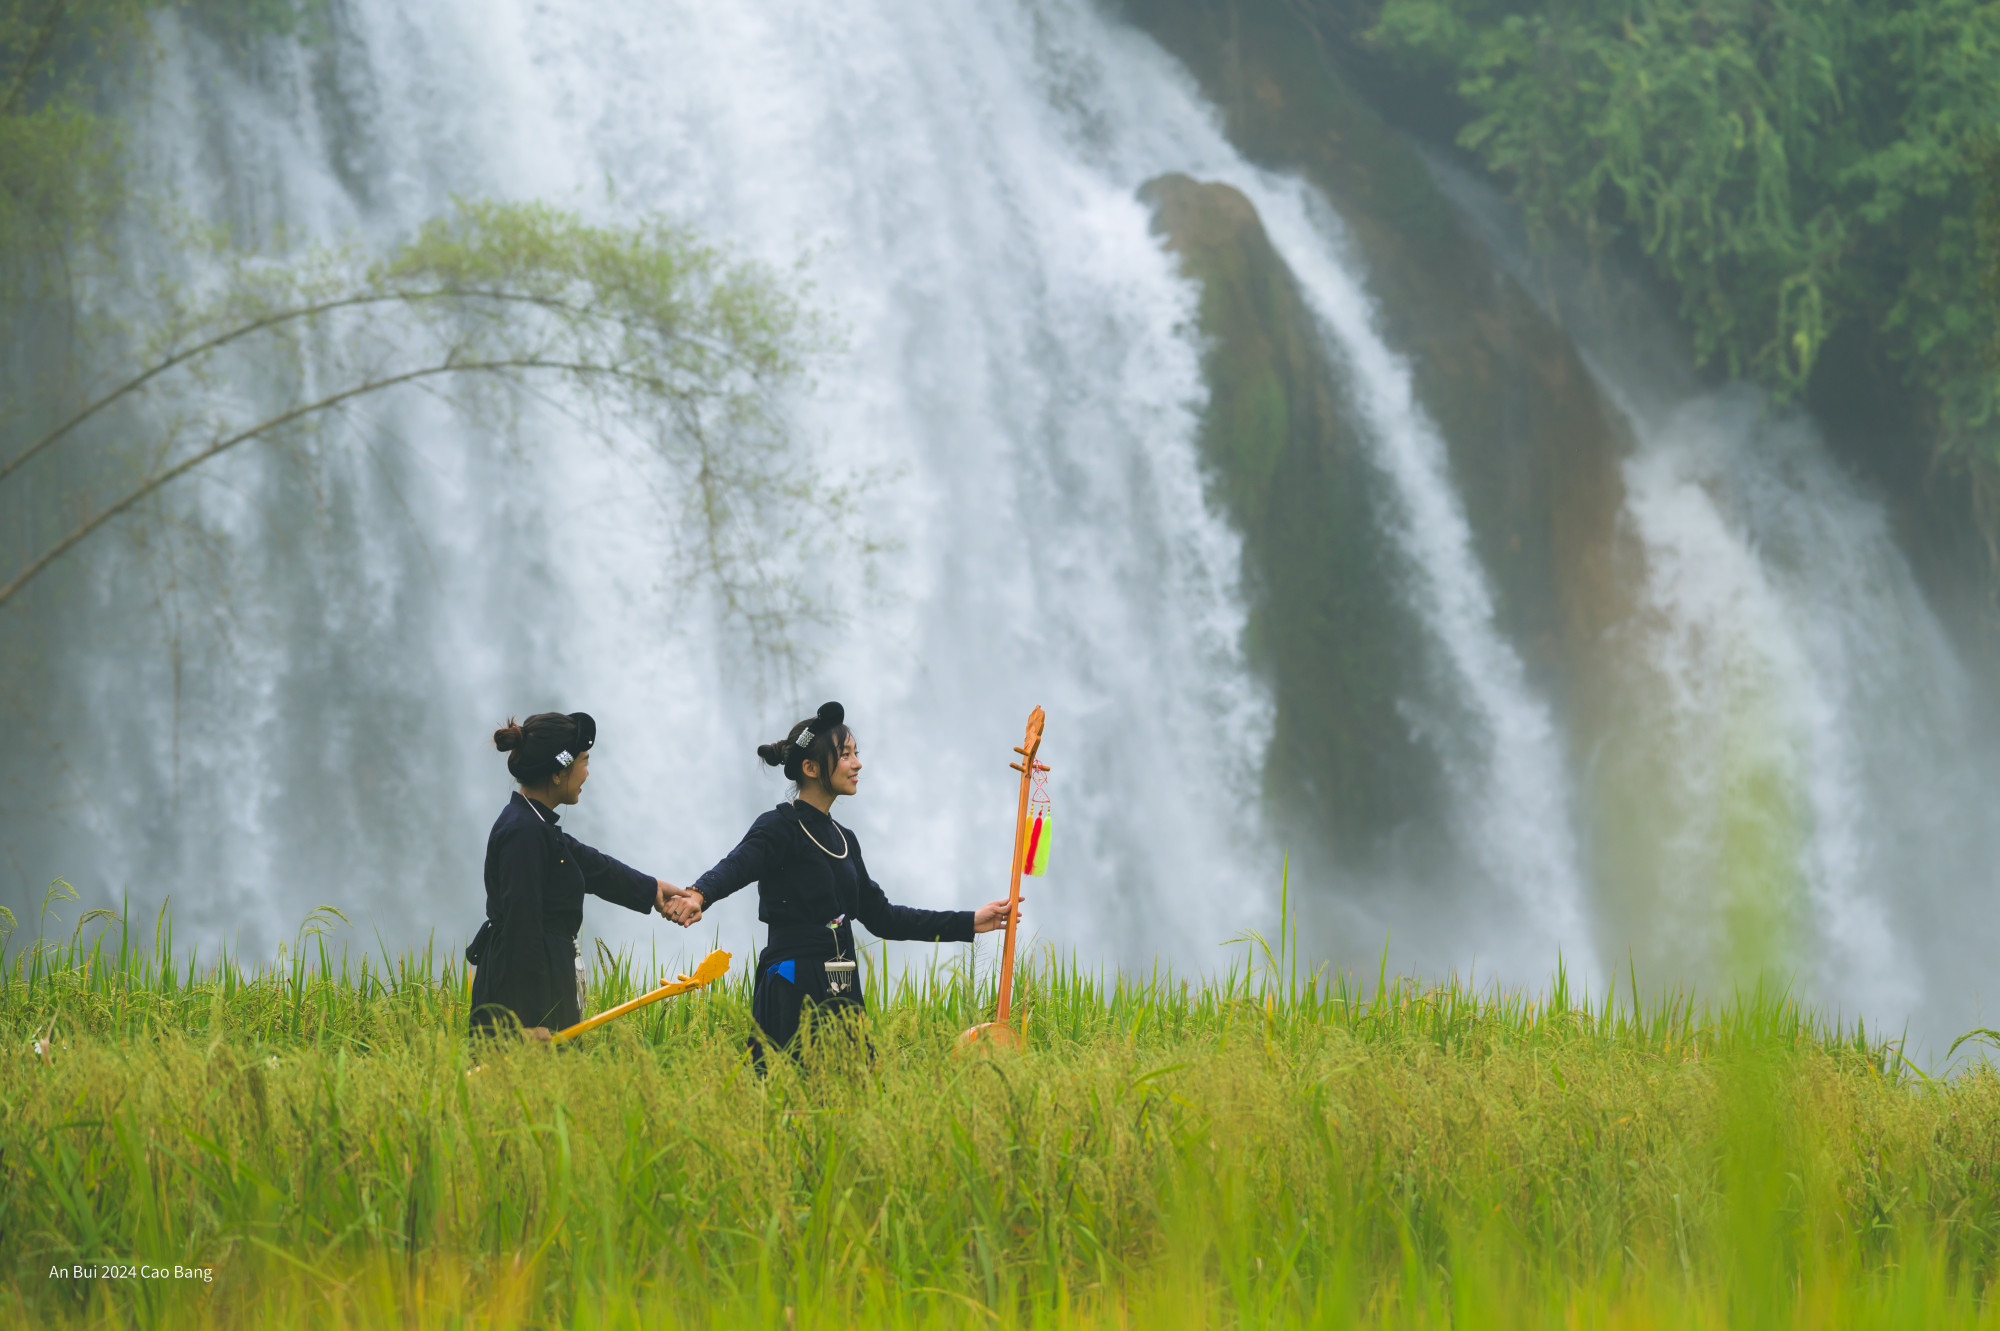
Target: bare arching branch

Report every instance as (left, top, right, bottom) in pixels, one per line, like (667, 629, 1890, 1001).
(2, 198, 846, 657)
(1, 356, 672, 608)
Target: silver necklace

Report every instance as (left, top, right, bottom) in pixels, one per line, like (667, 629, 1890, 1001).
(791, 798, 849, 859)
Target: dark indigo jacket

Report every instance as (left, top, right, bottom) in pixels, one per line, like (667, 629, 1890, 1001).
(467, 791, 656, 1033)
(691, 801, 973, 964)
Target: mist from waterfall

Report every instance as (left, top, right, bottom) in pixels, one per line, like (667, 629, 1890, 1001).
(1431, 158, 2000, 1055)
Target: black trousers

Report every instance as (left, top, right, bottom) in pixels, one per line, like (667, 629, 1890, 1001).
(749, 953, 865, 1073)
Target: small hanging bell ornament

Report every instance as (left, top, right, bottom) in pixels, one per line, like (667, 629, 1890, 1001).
(824, 917, 857, 1000)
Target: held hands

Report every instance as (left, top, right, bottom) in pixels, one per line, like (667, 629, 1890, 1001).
(659, 888, 1008, 931)
(654, 879, 701, 925)
(972, 897, 1020, 934)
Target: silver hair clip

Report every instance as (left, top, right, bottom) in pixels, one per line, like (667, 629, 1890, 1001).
(554, 750, 575, 769)
(794, 727, 814, 750)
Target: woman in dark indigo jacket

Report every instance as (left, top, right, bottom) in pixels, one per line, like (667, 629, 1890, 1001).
(467, 711, 687, 1040)
(669, 701, 1011, 1062)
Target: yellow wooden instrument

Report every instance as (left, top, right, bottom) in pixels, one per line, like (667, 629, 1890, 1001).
(551, 947, 731, 1045)
(959, 706, 1045, 1051)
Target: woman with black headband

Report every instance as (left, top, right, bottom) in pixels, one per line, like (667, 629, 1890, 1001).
(467, 711, 689, 1040)
(668, 701, 1013, 1065)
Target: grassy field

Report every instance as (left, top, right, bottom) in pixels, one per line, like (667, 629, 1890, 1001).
(5, 886, 2000, 1328)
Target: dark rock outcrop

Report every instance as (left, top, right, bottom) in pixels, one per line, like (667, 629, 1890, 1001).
(1141, 173, 1437, 843)
(1125, 2, 1634, 867)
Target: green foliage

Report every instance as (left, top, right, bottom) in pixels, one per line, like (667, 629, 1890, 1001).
(0, 1, 323, 305)
(1983, 142, 2000, 370)
(4, 894, 1999, 1326)
(0, 1, 141, 296)
(1363, 0, 2000, 475)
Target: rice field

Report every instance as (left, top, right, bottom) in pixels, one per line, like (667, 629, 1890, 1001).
(4, 881, 2000, 1328)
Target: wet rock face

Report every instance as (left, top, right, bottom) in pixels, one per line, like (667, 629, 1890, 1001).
(1125, 0, 1637, 850)
(1121, 0, 1629, 700)
(1140, 172, 1439, 845)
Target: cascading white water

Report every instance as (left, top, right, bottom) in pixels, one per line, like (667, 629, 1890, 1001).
(1430, 158, 2000, 1053)
(11, 0, 1993, 1047)
(7, 0, 1611, 995)
(16, 0, 1303, 971)
(432, 0, 1590, 988)
(1239, 181, 1596, 981)
(1613, 397, 1930, 1018)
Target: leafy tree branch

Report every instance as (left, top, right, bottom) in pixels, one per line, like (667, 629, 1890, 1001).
(1, 199, 844, 665)
(1, 0, 325, 305)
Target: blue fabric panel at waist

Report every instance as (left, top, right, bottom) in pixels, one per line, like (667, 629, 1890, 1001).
(771, 959, 796, 984)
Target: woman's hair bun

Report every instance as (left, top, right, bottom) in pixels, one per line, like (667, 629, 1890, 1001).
(758, 704, 851, 785)
(494, 712, 588, 782)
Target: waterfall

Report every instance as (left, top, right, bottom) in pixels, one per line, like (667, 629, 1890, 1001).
(1430, 158, 2000, 1052)
(19, 0, 1595, 984)
(12, 0, 1299, 969)
(10, 0, 1993, 1047)
(1240, 181, 1595, 980)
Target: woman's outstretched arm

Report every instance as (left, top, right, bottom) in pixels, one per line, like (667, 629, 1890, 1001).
(563, 833, 684, 916)
(673, 810, 794, 923)
(849, 836, 1013, 941)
